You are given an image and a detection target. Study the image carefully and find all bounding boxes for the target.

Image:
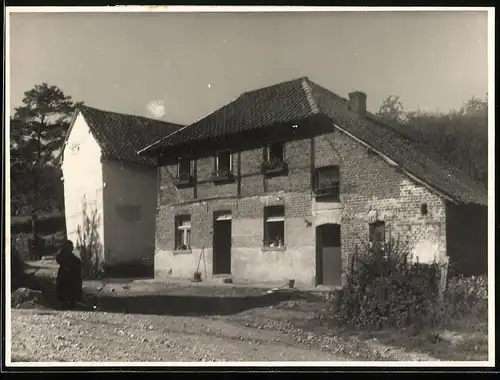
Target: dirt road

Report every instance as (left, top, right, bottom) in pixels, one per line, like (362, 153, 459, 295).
(10, 264, 446, 363)
(10, 308, 349, 362)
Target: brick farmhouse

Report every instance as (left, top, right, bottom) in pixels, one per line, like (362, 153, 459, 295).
(139, 77, 488, 287)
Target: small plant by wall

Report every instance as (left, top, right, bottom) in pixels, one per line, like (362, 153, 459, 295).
(76, 201, 104, 279)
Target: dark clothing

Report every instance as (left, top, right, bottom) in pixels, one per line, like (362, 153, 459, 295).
(56, 247, 82, 308)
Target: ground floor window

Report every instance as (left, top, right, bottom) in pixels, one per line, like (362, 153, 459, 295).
(369, 220, 386, 251)
(175, 215, 191, 250)
(263, 206, 285, 247)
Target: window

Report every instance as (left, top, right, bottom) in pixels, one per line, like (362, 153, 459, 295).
(420, 203, 428, 216)
(265, 142, 285, 162)
(177, 158, 192, 178)
(263, 206, 285, 248)
(175, 158, 193, 187)
(314, 166, 340, 200)
(369, 221, 386, 249)
(175, 215, 191, 250)
(211, 150, 234, 182)
(215, 150, 232, 175)
(262, 142, 288, 175)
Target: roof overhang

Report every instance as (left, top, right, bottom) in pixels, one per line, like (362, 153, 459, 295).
(137, 124, 192, 157)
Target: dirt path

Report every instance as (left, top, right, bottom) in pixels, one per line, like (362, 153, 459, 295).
(11, 265, 450, 363)
(10, 308, 350, 362)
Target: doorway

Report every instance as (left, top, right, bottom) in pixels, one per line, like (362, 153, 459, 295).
(316, 223, 342, 286)
(213, 211, 232, 275)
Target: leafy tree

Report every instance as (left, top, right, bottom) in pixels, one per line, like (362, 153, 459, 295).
(376, 94, 488, 186)
(376, 95, 408, 125)
(10, 83, 82, 246)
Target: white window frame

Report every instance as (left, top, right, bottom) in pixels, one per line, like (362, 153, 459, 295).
(263, 206, 286, 247)
(175, 215, 191, 250)
(215, 150, 233, 173)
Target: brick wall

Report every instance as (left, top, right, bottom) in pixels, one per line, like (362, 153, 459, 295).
(155, 123, 448, 286)
(314, 130, 447, 273)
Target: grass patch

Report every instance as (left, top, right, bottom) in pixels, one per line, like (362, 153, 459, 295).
(324, 299, 489, 361)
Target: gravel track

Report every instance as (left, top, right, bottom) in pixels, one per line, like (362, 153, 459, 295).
(10, 308, 350, 363)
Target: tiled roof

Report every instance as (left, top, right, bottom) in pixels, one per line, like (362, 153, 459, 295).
(139, 78, 315, 152)
(77, 105, 183, 166)
(306, 80, 488, 206)
(141, 77, 487, 206)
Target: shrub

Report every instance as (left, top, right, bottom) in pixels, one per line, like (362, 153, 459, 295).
(76, 203, 104, 279)
(11, 244, 26, 291)
(442, 274, 488, 326)
(11, 212, 65, 235)
(447, 274, 488, 301)
(12, 231, 66, 260)
(329, 237, 445, 330)
(11, 233, 31, 261)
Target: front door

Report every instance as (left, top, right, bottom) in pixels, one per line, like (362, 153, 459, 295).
(316, 224, 342, 286)
(213, 212, 232, 275)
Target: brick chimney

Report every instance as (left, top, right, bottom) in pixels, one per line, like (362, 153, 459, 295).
(348, 91, 367, 116)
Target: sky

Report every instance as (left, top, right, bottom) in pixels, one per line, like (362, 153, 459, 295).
(8, 10, 489, 125)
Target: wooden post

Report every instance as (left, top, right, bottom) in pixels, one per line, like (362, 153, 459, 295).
(438, 256, 450, 305)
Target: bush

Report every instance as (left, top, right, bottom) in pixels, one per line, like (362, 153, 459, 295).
(443, 274, 488, 325)
(11, 233, 31, 261)
(329, 238, 444, 330)
(11, 212, 65, 235)
(11, 245, 26, 291)
(12, 231, 66, 260)
(447, 274, 487, 300)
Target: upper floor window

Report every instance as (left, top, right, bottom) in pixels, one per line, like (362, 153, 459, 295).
(314, 166, 340, 200)
(262, 142, 288, 175)
(215, 150, 232, 173)
(263, 205, 285, 248)
(175, 157, 194, 187)
(175, 215, 191, 251)
(266, 142, 284, 162)
(212, 150, 234, 182)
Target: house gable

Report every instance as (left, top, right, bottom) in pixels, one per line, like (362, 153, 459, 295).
(63, 105, 184, 167)
(62, 111, 102, 167)
(61, 111, 105, 260)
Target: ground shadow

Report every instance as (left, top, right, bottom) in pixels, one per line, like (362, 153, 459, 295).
(14, 269, 303, 316)
(86, 291, 298, 316)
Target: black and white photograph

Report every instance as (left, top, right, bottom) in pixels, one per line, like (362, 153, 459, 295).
(4, 6, 494, 367)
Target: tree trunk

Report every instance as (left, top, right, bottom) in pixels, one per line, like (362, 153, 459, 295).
(31, 127, 43, 259)
(30, 212, 39, 259)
